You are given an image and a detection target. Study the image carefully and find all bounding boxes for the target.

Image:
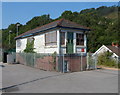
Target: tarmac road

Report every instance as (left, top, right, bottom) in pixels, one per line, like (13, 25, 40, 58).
(1, 63, 119, 93)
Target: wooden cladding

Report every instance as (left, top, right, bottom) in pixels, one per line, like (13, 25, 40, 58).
(76, 33, 84, 45)
(45, 31, 57, 46)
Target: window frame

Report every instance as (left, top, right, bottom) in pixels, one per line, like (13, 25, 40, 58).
(45, 31, 57, 46)
(60, 32, 66, 46)
(76, 33, 84, 46)
(16, 39, 22, 48)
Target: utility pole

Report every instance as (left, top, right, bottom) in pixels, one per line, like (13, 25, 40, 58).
(16, 24, 20, 36)
(9, 30, 12, 45)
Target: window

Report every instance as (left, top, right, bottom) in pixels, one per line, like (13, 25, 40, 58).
(17, 39, 21, 48)
(45, 31, 57, 46)
(76, 33, 84, 45)
(60, 32, 65, 45)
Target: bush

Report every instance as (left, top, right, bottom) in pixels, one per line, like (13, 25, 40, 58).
(97, 51, 118, 68)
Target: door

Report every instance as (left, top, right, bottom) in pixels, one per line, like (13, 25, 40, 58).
(66, 32, 74, 54)
(64, 60, 69, 72)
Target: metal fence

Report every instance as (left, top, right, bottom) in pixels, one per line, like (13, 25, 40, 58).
(15, 52, 98, 73)
(16, 53, 56, 71)
(87, 53, 97, 70)
(7, 52, 16, 64)
(0, 49, 2, 62)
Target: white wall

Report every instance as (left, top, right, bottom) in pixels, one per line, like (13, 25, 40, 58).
(16, 38, 27, 53)
(16, 29, 87, 54)
(16, 30, 60, 54)
(34, 31, 59, 53)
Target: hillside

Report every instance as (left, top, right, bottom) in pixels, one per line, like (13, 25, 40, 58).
(1, 5, 119, 53)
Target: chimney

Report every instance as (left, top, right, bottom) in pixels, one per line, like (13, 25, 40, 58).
(112, 42, 119, 47)
(112, 42, 115, 46)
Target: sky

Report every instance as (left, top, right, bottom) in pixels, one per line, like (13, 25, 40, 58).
(2, 2, 118, 29)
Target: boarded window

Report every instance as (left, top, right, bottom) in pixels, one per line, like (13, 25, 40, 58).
(17, 39, 21, 48)
(45, 31, 57, 46)
(76, 33, 84, 45)
(60, 32, 65, 45)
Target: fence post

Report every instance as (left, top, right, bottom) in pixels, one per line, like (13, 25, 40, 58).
(34, 53, 35, 68)
(63, 54, 64, 73)
(94, 55, 97, 70)
(86, 53, 89, 70)
(80, 52, 83, 71)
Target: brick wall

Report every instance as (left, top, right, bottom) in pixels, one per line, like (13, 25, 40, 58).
(35, 56, 55, 71)
(64, 56, 87, 72)
(16, 53, 87, 72)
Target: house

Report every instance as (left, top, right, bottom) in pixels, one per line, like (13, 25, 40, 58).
(92, 45, 120, 62)
(15, 18, 91, 72)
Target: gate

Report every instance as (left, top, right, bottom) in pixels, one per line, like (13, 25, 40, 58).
(87, 53, 97, 70)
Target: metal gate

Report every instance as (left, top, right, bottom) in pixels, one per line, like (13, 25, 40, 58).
(87, 53, 97, 70)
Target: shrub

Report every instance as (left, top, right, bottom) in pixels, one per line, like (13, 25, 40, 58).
(97, 51, 118, 68)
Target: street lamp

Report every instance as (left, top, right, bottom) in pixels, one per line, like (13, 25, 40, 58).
(9, 30, 12, 45)
(16, 24, 20, 36)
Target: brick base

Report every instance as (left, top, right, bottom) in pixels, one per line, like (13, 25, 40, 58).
(64, 56, 87, 72)
(16, 53, 87, 72)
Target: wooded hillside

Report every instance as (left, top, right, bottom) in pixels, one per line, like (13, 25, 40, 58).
(1, 6, 120, 53)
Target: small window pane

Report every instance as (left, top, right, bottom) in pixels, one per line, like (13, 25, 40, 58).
(45, 31, 57, 46)
(76, 33, 84, 45)
(60, 32, 65, 45)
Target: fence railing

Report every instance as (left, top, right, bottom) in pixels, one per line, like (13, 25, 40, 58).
(16, 53, 56, 71)
(87, 53, 97, 70)
(14, 52, 98, 72)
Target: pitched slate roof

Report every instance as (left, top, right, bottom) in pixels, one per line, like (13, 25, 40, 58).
(106, 46, 120, 57)
(15, 18, 90, 39)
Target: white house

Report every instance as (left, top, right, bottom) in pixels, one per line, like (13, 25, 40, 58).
(15, 18, 90, 55)
(92, 45, 120, 61)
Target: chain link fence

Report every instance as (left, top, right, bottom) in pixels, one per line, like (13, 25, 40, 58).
(16, 53, 56, 71)
(87, 53, 97, 70)
(16, 53, 90, 72)
(11, 52, 98, 73)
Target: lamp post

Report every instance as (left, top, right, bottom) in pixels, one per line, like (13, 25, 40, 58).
(9, 30, 12, 45)
(16, 24, 20, 36)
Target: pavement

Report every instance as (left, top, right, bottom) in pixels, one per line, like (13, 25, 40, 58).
(1, 63, 119, 93)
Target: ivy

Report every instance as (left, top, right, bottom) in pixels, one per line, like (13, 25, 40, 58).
(24, 37, 35, 53)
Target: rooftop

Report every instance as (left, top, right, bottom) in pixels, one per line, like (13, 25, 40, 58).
(15, 18, 90, 40)
(106, 45, 120, 56)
